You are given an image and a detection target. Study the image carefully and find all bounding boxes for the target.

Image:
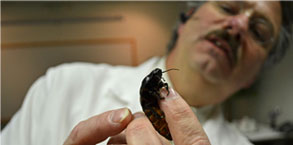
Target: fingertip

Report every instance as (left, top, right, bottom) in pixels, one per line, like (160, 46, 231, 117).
(160, 87, 180, 101)
(133, 112, 145, 119)
(160, 88, 193, 121)
(110, 108, 132, 124)
(159, 87, 185, 111)
(120, 108, 133, 126)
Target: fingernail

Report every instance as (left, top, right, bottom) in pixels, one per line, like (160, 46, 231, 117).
(133, 112, 145, 119)
(161, 87, 177, 100)
(111, 108, 130, 123)
(160, 88, 168, 98)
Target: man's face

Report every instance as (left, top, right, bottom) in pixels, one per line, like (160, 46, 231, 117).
(175, 1, 281, 93)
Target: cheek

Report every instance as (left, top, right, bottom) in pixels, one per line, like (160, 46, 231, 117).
(232, 46, 267, 87)
(242, 45, 267, 70)
(180, 5, 224, 47)
(179, 15, 215, 50)
(193, 4, 224, 30)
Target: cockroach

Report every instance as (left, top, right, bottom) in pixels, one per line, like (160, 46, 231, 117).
(140, 68, 179, 140)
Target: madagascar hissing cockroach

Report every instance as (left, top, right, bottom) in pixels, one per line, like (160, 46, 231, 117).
(140, 68, 179, 140)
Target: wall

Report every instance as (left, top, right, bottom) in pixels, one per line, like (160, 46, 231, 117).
(255, 47, 293, 124)
(228, 46, 293, 125)
(1, 1, 187, 122)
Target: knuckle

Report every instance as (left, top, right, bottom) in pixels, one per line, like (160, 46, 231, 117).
(171, 106, 193, 121)
(72, 121, 83, 136)
(69, 121, 85, 143)
(185, 135, 210, 145)
(192, 139, 210, 145)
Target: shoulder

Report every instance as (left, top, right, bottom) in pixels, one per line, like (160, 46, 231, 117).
(204, 110, 253, 145)
(45, 62, 113, 82)
(45, 56, 160, 83)
(41, 57, 160, 92)
(42, 62, 124, 90)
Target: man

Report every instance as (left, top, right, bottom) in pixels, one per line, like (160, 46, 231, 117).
(2, 1, 292, 145)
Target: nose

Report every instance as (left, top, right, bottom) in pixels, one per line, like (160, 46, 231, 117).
(225, 13, 251, 40)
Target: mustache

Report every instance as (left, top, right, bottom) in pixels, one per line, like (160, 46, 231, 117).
(205, 29, 240, 66)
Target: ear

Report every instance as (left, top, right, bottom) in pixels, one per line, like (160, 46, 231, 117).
(242, 76, 256, 89)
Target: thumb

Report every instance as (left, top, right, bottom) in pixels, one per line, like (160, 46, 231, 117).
(64, 108, 132, 145)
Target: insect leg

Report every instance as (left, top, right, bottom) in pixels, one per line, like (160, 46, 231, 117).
(162, 77, 166, 82)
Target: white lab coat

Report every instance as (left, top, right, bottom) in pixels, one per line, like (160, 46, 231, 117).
(1, 57, 252, 145)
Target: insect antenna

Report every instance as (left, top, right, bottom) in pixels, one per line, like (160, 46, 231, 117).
(162, 68, 179, 73)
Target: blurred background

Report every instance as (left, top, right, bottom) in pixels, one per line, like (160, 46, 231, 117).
(1, 1, 293, 144)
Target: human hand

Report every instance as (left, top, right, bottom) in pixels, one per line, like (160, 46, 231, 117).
(63, 108, 132, 145)
(125, 88, 211, 145)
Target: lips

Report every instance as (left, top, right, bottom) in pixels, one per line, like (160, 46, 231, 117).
(205, 30, 239, 67)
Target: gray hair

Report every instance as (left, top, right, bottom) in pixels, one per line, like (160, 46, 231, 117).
(264, 1, 293, 67)
(167, 1, 293, 68)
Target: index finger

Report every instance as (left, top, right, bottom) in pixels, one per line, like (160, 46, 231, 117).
(159, 88, 211, 145)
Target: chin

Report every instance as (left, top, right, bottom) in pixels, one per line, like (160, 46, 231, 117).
(191, 55, 230, 83)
